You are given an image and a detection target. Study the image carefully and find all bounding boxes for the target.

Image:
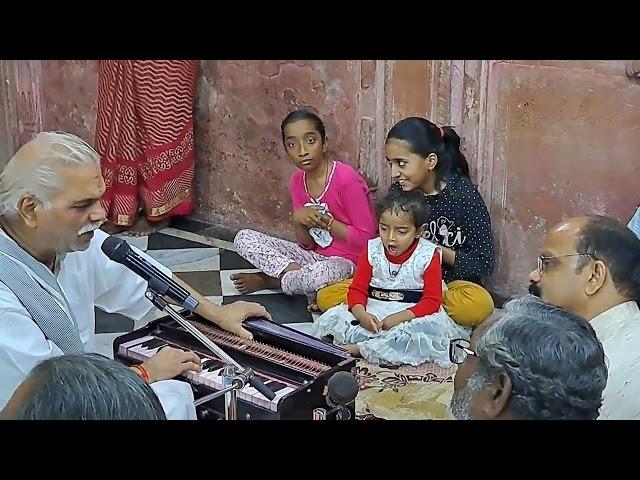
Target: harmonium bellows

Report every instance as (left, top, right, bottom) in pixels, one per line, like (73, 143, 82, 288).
(113, 313, 356, 420)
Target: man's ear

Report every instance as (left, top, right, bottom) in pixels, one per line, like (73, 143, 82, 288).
(480, 371, 512, 419)
(17, 196, 41, 229)
(584, 260, 607, 296)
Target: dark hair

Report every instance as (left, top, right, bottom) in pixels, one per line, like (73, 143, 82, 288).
(386, 117, 470, 184)
(575, 215, 640, 301)
(280, 110, 326, 144)
(481, 295, 607, 420)
(13, 353, 166, 420)
(375, 189, 429, 229)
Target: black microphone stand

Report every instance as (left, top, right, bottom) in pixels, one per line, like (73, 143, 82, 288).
(144, 276, 274, 420)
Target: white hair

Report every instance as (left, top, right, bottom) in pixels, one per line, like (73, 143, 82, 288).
(0, 131, 100, 216)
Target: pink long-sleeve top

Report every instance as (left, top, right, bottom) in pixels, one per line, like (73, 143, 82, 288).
(289, 159, 377, 264)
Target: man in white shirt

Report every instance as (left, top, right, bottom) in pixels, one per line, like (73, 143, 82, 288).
(528, 215, 640, 419)
(628, 205, 640, 239)
(0, 131, 271, 419)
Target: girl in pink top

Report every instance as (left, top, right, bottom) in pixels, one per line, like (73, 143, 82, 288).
(232, 110, 377, 307)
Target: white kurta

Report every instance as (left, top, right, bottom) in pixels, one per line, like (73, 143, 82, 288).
(591, 301, 640, 420)
(629, 205, 640, 239)
(0, 228, 196, 420)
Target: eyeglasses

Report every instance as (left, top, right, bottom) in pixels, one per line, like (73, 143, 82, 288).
(537, 253, 593, 273)
(449, 338, 477, 365)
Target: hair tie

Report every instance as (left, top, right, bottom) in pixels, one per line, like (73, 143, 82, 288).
(439, 126, 444, 138)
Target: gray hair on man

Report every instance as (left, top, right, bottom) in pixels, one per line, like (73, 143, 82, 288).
(0, 131, 99, 216)
(10, 353, 166, 420)
(453, 295, 607, 420)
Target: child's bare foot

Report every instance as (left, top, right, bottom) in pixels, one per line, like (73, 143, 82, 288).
(231, 272, 280, 294)
(307, 303, 320, 313)
(343, 344, 362, 357)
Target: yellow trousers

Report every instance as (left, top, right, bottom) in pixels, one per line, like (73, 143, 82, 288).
(316, 279, 494, 327)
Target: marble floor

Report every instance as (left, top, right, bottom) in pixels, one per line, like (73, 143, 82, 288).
(93, 222, 501, 420)
(94, 226, 318, 359)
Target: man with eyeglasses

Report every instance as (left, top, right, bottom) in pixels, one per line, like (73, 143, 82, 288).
(528, 215, 640, 419)
(448, 295, 607, 420)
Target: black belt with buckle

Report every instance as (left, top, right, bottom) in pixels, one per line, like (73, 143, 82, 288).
(368, 287, 421, 303)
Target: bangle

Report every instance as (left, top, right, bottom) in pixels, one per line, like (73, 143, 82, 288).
(132, 364, 150, 383)
(326, 216, 334, 231)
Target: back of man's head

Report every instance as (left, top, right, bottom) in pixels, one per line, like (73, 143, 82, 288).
(8, 353, 166, 420)
(576, 215, 640, 302)
(478, 295, 607, 420)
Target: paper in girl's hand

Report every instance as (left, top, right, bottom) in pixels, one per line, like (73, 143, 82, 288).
(305, 202, 334, 247)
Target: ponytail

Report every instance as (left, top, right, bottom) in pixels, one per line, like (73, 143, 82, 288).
(441, 126, 470, 177)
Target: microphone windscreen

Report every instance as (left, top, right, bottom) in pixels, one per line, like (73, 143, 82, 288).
(101, 236, 130, 263)
(327, 371, 359, 406)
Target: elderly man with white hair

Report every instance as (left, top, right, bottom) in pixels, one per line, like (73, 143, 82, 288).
(0, 131, 271, 419)
(448, 295, 607, 420)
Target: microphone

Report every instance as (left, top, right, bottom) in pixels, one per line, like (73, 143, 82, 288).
(325, 371, 359, 420)
(102, 236, 276, 403)
(101, 236, 199, 312)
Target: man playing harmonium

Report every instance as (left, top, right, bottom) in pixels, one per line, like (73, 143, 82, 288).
(0, 131, 271, 420)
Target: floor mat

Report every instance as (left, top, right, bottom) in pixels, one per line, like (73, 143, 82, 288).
(354, 360, 457, 420)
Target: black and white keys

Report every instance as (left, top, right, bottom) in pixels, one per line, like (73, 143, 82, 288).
(118, 335, 297, 412)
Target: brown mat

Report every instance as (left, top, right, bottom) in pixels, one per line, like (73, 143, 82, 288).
(354, 360, 457, 420)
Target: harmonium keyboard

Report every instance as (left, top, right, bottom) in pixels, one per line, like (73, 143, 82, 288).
(113, 313, 356, 420)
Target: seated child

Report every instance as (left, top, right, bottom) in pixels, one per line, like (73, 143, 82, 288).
(231, 110, 377, 308)
(311, 189, 469, 366)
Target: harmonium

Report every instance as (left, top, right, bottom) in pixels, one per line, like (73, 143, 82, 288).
(114, 313, 356, 420)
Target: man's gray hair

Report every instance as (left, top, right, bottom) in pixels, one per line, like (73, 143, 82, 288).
(475, 295, 607, 420)
(0, 131, 99, 216)
(13, 353, 166, 420)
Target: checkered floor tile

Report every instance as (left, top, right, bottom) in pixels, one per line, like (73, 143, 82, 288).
(95, 228, 316, 335)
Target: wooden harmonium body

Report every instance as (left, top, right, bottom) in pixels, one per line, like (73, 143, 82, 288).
(114, 314, 356, 420)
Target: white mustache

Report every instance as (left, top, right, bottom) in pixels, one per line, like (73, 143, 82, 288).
(78, 220, 105, 236)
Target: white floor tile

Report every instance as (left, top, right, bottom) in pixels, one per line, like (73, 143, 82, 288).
(159, 227, 235, 250)
(146, 248, 220, 272)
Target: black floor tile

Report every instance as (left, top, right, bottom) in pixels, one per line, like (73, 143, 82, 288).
(222, 294, 312, 324)
(170, 217, 212, 234)
(219, 249, 256, 270)
(147, 232, 211, 250)
(174, 270, 222, 296)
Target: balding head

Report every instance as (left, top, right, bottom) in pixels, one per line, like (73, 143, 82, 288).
(529, 215, 640, 319)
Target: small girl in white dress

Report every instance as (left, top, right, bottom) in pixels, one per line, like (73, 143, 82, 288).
(311, 189, 469, 366)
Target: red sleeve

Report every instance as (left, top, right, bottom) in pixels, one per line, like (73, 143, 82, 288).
(347, 249, 373, 310)
(409, 251, 443, 317)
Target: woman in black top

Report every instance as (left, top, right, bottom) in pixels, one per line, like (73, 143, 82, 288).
(385, 118, 494, 285)
(317, 117, 494, 326)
